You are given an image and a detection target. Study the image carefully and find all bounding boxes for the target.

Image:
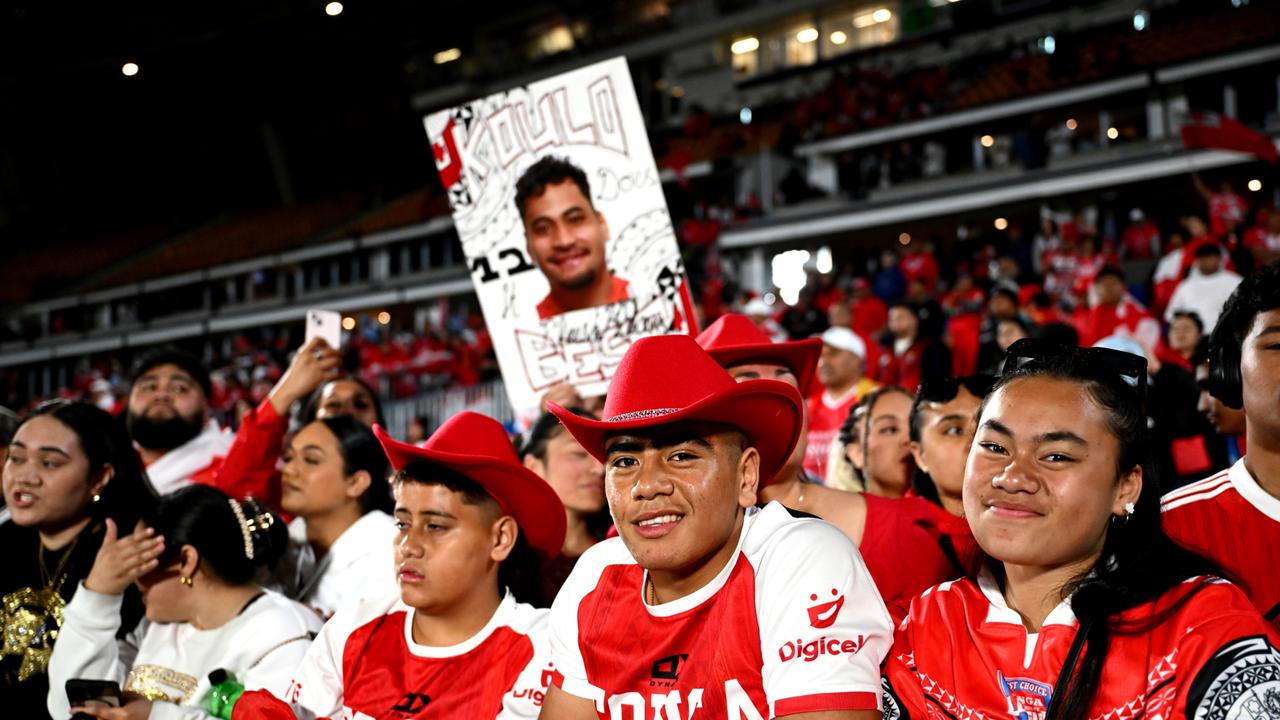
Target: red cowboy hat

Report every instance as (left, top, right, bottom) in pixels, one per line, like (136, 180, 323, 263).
(549, 335, 803, 485)
(373, 412, 566, 564)
(696, 313, 822, 394)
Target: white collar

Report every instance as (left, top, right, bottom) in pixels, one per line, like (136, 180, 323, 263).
(976, 566, 1079, 629)
(401, 591, 516, 658)
(642, 506, 757, 618)
(1231, 457, 1280, 522)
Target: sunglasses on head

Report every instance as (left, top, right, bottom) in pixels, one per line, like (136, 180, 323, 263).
(917, 374, 996, 403)
(1002, 338, 1148, 402)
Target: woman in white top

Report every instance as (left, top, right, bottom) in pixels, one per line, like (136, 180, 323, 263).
(276, 416, 397, 618)
(48, 485, 322, 720)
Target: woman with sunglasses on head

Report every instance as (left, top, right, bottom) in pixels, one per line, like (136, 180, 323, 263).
(1, 401, 156, 720)
(47, 485, 323, 720)
(883, 339, 1280, 720)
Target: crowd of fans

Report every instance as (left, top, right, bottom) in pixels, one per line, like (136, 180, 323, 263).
(2, 170, 1279, 717)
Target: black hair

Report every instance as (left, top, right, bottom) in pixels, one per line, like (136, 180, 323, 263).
(1169, 311, 1205, 336)
(519, 406, 592, 461)
(1093, 265, 1125, 284)
(998, 315, 1030, 336)
(990, 286, 1020, 307)
(837, 386, 914, 479)
(20, 401, 157, 531)
(393, 460, 546, 608)
(908, 376, 994, 504)
(298, 375, 386, 428)
(981, 358, 1222, 720)
(315, 416, 393, 514)
(1215, 259, 1280, 347)
(130, 346, 212, 400)
(514, 156, 593, 221)
(1036, 322, 1080, 348)
(1193, 242, 1222, 258)
(147, 485, 287, 585)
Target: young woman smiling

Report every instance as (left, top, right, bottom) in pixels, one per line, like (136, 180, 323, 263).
(883, 340, 1280, 720)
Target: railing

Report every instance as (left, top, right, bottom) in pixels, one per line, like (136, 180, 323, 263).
(382, 377, 514, 439)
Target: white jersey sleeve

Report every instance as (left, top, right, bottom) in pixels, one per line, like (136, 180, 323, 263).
(285, 593, 398, 719)
(496, 603, 556, 719)
(749, 503, 894, 716)
(545, 539, 631, 709)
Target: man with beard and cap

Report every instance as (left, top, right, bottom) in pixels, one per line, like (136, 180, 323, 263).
(233, 411, 567, 719)
(125, 348, 234, 495)
(127, 342, 345, 503)
(539, 334, 892, 720)
(697, 314, 954, 623)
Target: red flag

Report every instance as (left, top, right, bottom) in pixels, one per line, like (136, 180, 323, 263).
(1181, 111, 1278, 164)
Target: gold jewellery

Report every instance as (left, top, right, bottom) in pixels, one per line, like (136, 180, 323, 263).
(1, 535, 81, 682)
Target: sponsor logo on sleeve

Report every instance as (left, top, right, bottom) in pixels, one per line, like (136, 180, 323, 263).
(778, 635, 866, 663)
(1188, 635, 1280, 720)
(997, 671, 1051, 720)
(807, 588, 845, 629)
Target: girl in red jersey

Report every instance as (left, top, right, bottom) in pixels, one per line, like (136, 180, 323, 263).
(883, 339, 1280, 720)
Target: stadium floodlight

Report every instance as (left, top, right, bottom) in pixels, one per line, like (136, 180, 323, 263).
(1249, 179, 1263, 192)
(831, 31, 848, 45)
(731, 37, 760, 55)
(121, 62, 139, 77)
(1133, 11, 1149, 31)
(980, 134, 995, 148)
(325, 2, 343, 17)
(377, 311, 391, 325)
(434, 48, 461, 64)
(994, 218, 1009, 231)
(341, 316, 356, 331)
(899, 233, 911, 245)
(796, 27, 819, 44)
(1066, 118, 1078, 130)
(1107, 127, 1119, 140)
(872, 9, 892, 23)
(855, 9, 891, 28)
(739, 107, 753, 125)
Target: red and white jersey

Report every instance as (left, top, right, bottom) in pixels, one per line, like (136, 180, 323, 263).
(549, 502, 893, 719)
(1162, 458, 1280, 627)
(804, 378, 877, 478)
(883, 572, 1280, 720)
(285, 592, 553, 719)
(144, 420, 235, 496)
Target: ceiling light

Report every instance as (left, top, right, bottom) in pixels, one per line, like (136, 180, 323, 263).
(731, 37, 760, 55)
(121, 62, 139, 77)
(1066, 118, 1078, 130)
(994, 218, 1009, 230)
(980, 134, 995, 148)
(831, 31, 848, 45)
(796, 27, 819, 43)
(434, 48, 461, 64)
(1107, 127, 1119, 140)
(325, 2, 343, 16)
(1248, 179, 1263, 192)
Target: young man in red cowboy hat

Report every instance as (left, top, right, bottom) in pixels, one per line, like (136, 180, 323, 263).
(241, 411, 566, 719)
(696, 313, 953, 624)
(541, 334, 892, 720)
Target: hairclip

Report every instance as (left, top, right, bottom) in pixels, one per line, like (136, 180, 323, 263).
(227, 497, 275, 561)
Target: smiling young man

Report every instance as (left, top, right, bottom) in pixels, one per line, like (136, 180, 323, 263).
(516, 156, 630, 320)
(542, 334, 892, 720)
(251, 411, 567, 719)
(1163, 260, 1280, 627)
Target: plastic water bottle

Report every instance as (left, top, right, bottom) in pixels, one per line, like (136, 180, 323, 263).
(204, 669, 245, 720)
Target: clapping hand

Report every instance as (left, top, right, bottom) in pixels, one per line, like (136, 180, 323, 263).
(83, 519, 166, 596)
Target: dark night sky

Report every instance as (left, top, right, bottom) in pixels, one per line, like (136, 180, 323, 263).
(0, 0, 549, 247)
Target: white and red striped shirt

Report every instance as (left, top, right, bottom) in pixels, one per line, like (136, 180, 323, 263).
(1162, 458, 1280, 627)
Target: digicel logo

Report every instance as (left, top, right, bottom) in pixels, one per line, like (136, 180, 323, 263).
(778, 635, 866, 663)
(807, 588, 845, 629)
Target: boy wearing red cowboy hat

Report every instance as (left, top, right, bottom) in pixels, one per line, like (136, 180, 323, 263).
(541, 335, 892, 720)
(243, 411, 566, 719)
(696, 314, 953, 624)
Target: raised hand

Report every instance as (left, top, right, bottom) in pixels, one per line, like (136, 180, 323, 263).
(83, 519, 166, 596)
